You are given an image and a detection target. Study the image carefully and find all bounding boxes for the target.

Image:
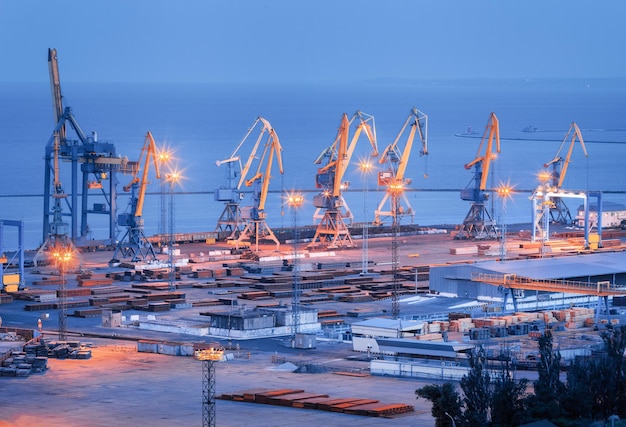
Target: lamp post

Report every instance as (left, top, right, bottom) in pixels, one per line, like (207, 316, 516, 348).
(166, 170, 181, 292)
(389, 182, 404, 319)
(157, 148, 172, 250)
(52, 244, 72, 341)
(286, 192, 304, 347)
(496, 183, 513, 262)
(358, 160, 374, 275)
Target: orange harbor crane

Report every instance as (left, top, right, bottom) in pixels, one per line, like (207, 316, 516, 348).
(110, 132, 161, 264)
(456, 112, 501, 240)
(309, 111, 378, 249)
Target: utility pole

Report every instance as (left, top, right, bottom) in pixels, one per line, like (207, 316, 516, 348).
(287, 193, 304, 347)
(391, 188, 401, 318)
(167, 171, 181, 292)
(52, 244, 72, 341)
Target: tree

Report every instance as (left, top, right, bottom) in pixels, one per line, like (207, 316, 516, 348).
(561, 354, 598, 423)
(527, 329, 564, 421)
(416, 382, 463, 427)
(490, 359, 530, 426)
(598, 324, 626, 419)
(460, 345, 491, 427)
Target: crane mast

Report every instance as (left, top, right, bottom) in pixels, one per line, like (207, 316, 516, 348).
(374, 107, 428, 226)
(217, 117, 283, 253)
(309, 111, 378, 249)
(110, 132, 161, 264)
(456, 112, 501, 240)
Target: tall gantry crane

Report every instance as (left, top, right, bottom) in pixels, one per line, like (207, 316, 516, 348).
(110, 132, 162, 264)
(309, 111, 378, 249)
(216, 117, 283, 252)
(374, 107, 428, 226)
(456, 112, 501, 240)
(42, 48, 130, 254)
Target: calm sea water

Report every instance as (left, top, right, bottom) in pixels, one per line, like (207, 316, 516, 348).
(1, 79, 626, 250)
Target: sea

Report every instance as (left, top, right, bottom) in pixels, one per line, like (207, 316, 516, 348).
(1, 78, 626, 251)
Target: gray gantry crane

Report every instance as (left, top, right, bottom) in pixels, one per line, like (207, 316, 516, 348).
(42, 48, 130, 254)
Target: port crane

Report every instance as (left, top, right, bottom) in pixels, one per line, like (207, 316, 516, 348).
(309, 111, 378, 249)
(110, 132, 161, 264)
(374, 107, 428, 226)
(216, 117, 283, 252)
(456, 112, 500, 240)
(539, 122, 588, 224)
(42, 48, 130, 253)
(530, 122, 589, 243)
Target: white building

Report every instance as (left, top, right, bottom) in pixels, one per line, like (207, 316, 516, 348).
(576, 201, 626, 228)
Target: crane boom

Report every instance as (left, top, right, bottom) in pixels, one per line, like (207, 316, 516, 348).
(464, 112, 500, 190)
(48, 48, 65, 141)
(134, 132, 161, 218)
(316, 111, 378, 196)
(543, 122, 587, 188)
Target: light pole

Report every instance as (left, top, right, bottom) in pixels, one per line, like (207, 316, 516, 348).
(286, 192, 304, 347)
(157, 148, 172, 251)
(358, 160, 374, 275)
(52, 244, 72, 341)
(166, 170, 181, 292)
(496, 183, 513, 262)
(389, 182, 404, 319)
(445, 412, 457, 427)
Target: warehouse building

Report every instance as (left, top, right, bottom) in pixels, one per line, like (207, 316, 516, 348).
(428, 251, 626, 310)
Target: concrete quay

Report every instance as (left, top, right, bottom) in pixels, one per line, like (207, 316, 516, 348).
(1, 227, 625, 426)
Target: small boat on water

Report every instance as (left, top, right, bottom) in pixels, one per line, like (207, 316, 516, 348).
(522, 124, 538, 132)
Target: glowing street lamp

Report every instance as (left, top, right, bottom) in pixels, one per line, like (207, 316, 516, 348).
(166, 169, 182, 292)
(157, 147, 174, 249)
(52, 244, 72, 341)
(285, 191, 304, 347)
(495, 182, 514, 261)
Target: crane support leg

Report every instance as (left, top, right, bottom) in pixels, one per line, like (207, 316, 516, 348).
(456, 203, 497, 240)
(237, 220, 279, 252)
(309, 210, 354, 249)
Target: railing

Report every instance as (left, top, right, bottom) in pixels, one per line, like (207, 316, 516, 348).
(472, 272, 626, 296)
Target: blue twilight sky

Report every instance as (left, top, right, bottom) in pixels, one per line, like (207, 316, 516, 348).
(0, 1, 625, 84)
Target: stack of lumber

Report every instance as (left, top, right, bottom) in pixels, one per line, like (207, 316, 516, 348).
(219, 388, 414, 418)
(449, 246, 478, 255)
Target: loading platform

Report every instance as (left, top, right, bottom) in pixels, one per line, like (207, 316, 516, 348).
(471, 272, 626, 324)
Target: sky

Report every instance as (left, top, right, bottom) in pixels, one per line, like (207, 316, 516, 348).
(0, 1, 625, 83)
